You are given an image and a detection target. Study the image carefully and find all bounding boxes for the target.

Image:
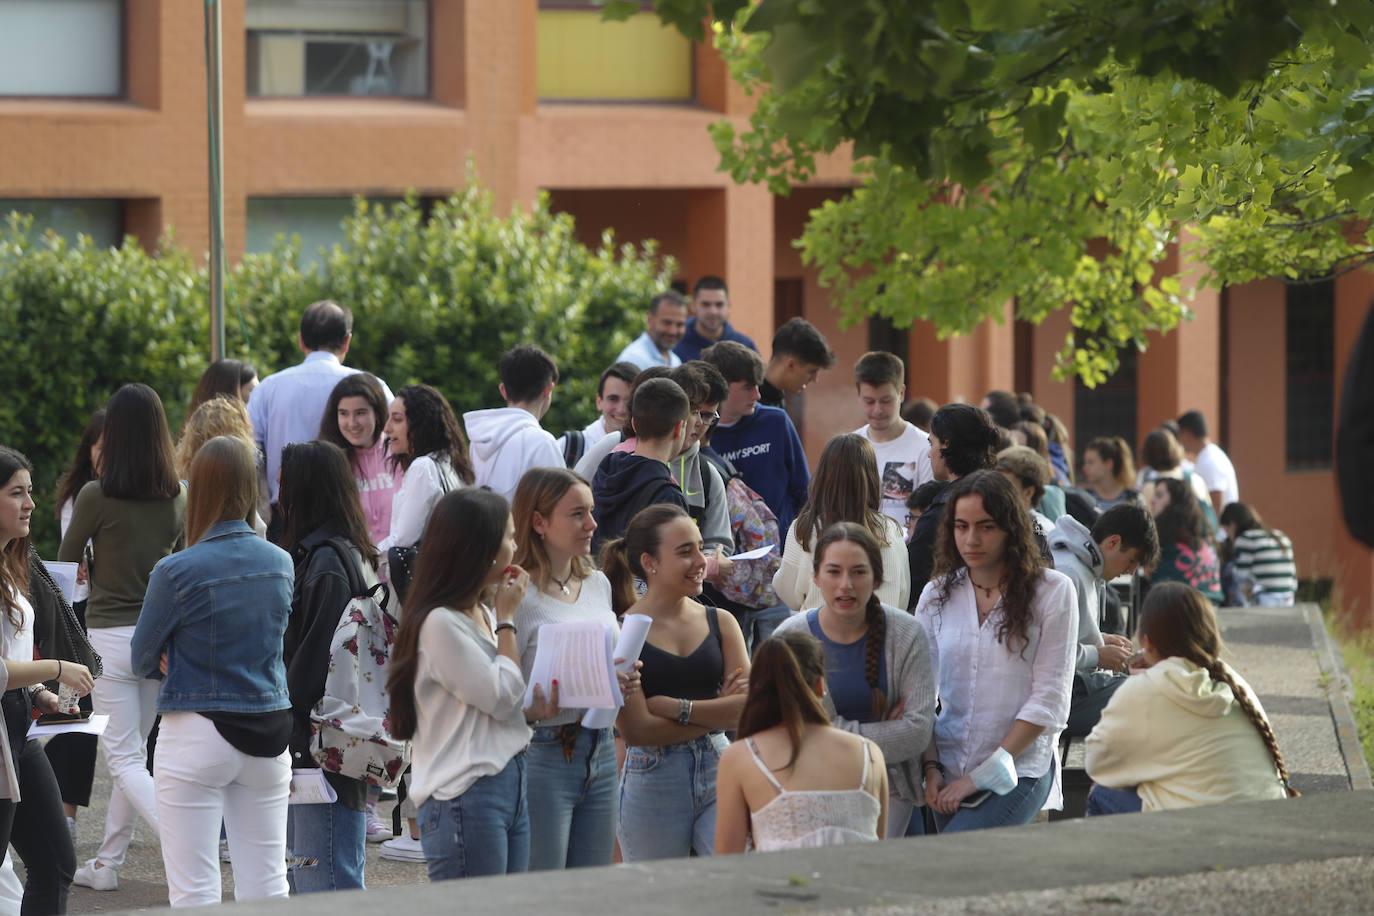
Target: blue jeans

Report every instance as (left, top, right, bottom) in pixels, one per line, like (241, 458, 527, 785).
(618, 734, 721, 861)
(418, 753, 529, 881)
(288, 799, 366, 893)
(933, 771, 1055, 833)
(525, 725, 618, 871)
(1086, 785, 1143, 816)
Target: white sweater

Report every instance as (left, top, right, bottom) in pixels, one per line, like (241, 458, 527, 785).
(1085, 656, 1287, 811)
(773, 516, 911, 612)
(409, 606, 531, 807)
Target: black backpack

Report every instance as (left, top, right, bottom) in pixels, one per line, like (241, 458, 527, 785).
(561, 430, 586, 469)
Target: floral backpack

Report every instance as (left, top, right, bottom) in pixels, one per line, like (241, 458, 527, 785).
(309, 538, 410, 789)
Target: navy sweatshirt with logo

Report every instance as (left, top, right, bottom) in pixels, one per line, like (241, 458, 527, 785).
(706, 405, 810, 542)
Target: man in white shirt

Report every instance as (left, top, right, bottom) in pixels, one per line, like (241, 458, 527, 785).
(464, 345, 564, 502)
(582, 361, 636, 446)
(1176, 410, 1239, 515)
(851, 351, 933, 529)
(248, 300, 392, 516)
(615, 291, 688, 370)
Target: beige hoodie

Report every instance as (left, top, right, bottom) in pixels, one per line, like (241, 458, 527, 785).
(1085, 656, 1288, 811)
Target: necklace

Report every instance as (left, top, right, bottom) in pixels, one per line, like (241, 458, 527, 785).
(550, 569, 575, 596)
(967, 573, 1002, 599)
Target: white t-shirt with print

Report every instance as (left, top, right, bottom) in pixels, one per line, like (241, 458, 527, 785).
(853, 421, 933, 530)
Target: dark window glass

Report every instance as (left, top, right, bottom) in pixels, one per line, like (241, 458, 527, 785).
(1285, 279, 1335, 470)
(1073, 338, 1137, 465)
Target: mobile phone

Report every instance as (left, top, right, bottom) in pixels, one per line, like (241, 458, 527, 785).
(960, 790, 992, 809)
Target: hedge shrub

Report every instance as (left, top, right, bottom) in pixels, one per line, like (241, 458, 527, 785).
(1, 184, 673, 555)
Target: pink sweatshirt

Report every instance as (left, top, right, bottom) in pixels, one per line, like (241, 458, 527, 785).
(355, 438, 403, 549)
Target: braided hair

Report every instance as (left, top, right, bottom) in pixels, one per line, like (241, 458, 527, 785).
(812, 522, 888, 721)
(1139, 582, 1294, 794)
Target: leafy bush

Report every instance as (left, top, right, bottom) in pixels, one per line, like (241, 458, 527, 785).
(1, 184, 673, 555)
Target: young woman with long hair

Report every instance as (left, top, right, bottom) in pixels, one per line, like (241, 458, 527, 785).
(49, 409, 105, 838)
(0, 446, 95, 914)
(907, 403, 1001, 603)
(186, 358, 258, 419)
(1219, 502, 1297, 607)
(277, 440, 381, 891)
(603, 504, 750, 861)
(59, 383, 187, 891)
(1149, 477, 1223, 604)
(774, 434, 910, 612)
(1085, 582, 1292, 813)
(385, 488, 551, 881)
(774, 523, 936, 836)
(318, 373, 402, 550)
(1081, 437, 1139, 512)
(715, 630, 887, 852)
(376, 384, 474, 558)
(511, 467, 641, 871)
(916, 470, 1077, 832)
(130, 436, 294, 906)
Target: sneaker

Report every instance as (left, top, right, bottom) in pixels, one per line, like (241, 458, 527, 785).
(72, 859, 118, 891)
(379, 834, 425, 863)
(364, 803, 392, 843)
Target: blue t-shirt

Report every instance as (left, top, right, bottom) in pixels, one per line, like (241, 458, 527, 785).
(805, 609, 886, 724)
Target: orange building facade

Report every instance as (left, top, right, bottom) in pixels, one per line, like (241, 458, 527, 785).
(1, 0, 1370, 620)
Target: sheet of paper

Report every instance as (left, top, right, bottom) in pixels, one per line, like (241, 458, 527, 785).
(523, 620, 619, 710)
(582, 613, 653, 730)
(288, 769, 338, 805)
(728, 544, 776, 562)
(29, 714, 109, 739)
(44, 561, 79, 604)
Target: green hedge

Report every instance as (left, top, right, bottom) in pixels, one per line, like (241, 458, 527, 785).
(1, 184, 673, 556)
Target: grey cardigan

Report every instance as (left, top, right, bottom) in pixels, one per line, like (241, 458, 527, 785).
(774, 604, 937, 802)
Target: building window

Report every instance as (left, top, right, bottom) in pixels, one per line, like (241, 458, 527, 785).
(538, 3, 692, 101)
(1073, 339, 1137, 466)
(245, 197, 406, 268)
(0, 199, 123, 249)
(246, 0, 429, 98)
(1285, 279, 1335, 471)
(0, 0, 122, 97)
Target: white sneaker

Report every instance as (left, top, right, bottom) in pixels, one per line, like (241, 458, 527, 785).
(364, 803, 392, 843)
(72, 859, 118, 891)
(379, 834, 425, 863)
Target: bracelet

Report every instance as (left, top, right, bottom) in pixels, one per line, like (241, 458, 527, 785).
(57, 659, 62, 680)
(922, 759, 947, 777)
(676, 697, 693, 726)
(494, 621, 517, 636)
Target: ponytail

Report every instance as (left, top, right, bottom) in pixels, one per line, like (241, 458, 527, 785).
(600, 537, 638, 617)
(737, 631, 829, 769)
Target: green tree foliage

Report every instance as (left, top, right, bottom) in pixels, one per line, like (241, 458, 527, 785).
(1, 186, 672, 554)
(618, 0, 1374, 383)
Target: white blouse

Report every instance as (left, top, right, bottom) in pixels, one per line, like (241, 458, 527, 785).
(377, 453, 463, 556)
(2, 588, 33, 665)
(915, 568, 1077, 805)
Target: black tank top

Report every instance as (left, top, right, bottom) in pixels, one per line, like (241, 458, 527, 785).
(640, 606, 724, 701)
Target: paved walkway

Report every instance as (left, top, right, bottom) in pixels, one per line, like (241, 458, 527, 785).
(36, 602, 1370, 912)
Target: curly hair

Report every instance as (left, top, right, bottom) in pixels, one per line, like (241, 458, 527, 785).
(1153, 477, 1209, 550)
(391, 384, 474, 484)
(174, 396, 256, 480)
(930, 403, 999, 477)
(929, 470, 1044, 656)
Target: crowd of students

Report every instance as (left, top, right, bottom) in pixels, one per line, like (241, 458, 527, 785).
(0, 284, 1303, 911)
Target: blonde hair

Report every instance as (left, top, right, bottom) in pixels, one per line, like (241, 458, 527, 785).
(176, 396, 256, 480)
(185, 437, 258, 546)
(512, 467, 595, 592)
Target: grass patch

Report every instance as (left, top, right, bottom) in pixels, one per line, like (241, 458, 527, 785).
(1323, 604, 1374, 773)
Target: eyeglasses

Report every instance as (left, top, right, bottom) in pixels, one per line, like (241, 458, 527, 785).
(698, 410, 720, 425)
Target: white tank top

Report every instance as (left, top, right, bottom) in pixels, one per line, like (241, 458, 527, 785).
(746, 737, 882, 851)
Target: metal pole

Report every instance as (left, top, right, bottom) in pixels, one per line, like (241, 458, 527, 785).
(208, 0, 226, 361)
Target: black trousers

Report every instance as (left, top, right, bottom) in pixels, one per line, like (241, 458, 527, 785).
(1, 690, 77, 915)
(43, 600, 98, 808)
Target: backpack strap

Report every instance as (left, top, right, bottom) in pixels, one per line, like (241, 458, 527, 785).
(562, 430, 586, 468)
(308, 537, 392, 617)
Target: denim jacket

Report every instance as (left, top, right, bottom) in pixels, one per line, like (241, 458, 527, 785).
(131, 520, 293, 713)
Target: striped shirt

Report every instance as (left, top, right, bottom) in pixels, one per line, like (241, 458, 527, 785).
(1233, 528, 1297, 597)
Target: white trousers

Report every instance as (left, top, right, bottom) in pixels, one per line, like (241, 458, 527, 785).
(154, 712, 290, 907)
(89, 626, 161, 868)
